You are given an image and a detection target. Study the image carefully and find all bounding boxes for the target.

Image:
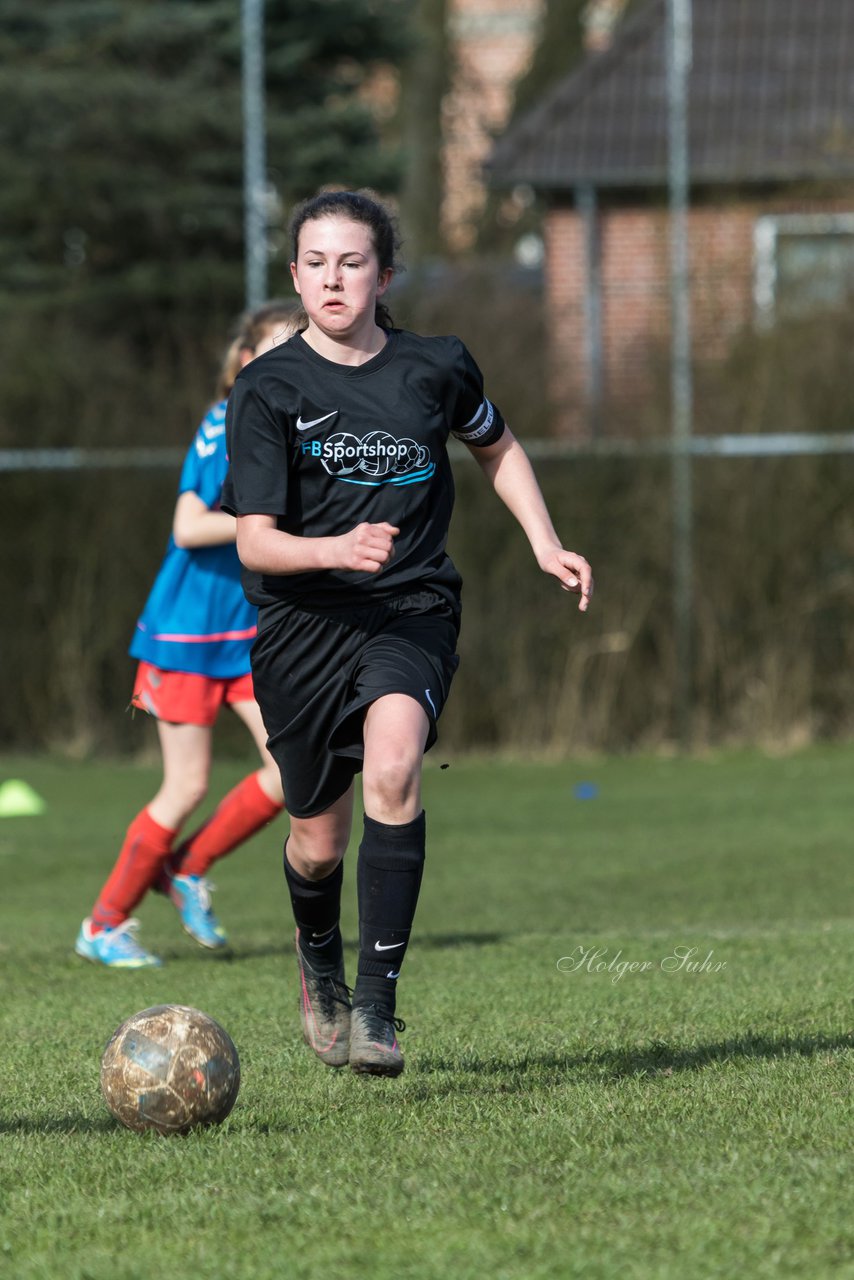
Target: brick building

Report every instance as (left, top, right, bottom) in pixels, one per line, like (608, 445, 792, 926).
(488, 0, 854, 436)
(442, 0, 543, 251)
(441, 1, 630, 251)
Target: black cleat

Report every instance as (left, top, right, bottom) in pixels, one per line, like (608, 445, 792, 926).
(349, 1003, 406, 1078)
(295, 929, 351, 1068)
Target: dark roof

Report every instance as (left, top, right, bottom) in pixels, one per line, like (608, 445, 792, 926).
(489, 0, 854, 190)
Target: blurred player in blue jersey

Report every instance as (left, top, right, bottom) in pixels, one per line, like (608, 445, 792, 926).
(224, 191, 594, 1076)
(75, 302, 302, 969)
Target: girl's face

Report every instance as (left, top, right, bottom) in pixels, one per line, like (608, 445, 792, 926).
(252, 320, 297, 360)
(290, 216, 392, 339)
(239, 319, 298, 369)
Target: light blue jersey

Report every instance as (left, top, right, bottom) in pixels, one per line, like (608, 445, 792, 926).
(130, 402, 257, 678)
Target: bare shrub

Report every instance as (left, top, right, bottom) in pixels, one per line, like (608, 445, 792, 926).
(4, 282, 854, 756)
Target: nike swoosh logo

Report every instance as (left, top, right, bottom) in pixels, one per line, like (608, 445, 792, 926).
(374, 940, 405, 952)
(308, 927, 337, 948)
(296, 410, 338, 432)
(386, 969, 401, 979)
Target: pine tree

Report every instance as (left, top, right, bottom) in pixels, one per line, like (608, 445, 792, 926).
(0, 0, 410, 327)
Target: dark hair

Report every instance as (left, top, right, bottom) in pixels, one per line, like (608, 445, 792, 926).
(289, 189, 401, 330)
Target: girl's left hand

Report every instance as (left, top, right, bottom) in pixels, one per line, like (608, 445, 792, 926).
(539, 549, 594, 612)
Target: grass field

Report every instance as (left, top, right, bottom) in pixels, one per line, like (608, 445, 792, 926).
(1, 746, 852, 1280)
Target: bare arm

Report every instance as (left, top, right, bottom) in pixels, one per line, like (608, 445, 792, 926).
(172, 491, 238, 549)
(236, 513, 399, 575)
(467, 427, 593, 611)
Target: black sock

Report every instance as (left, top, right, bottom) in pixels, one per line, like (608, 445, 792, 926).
(355, 811, 426, 1012)
(283, 840, 344, 973)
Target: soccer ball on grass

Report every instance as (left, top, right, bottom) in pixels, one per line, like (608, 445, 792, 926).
(100, 1004, 240, 1136)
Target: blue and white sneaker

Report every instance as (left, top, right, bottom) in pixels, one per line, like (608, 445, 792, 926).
(75, 917, 162, 969)
(169, 874, 229, 950)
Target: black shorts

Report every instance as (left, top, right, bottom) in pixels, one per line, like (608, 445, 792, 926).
(250, 590, 460, 818)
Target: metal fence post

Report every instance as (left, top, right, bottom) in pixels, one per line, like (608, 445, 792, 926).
(667, 0, 694, 746)
(242, 0, 267, 309)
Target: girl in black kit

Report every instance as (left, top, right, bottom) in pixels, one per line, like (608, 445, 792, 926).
(224, 189, 593, 1077)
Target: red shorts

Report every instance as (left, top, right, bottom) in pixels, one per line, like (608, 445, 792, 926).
(131, 661, 255, 728)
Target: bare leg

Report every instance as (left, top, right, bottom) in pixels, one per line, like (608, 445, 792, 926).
(361, 693, 429, 823)
(168, 701, 284, 884)
(147, 721, 213, 830)
(287, 786, 355, 879)
(230, 698, 284, 804)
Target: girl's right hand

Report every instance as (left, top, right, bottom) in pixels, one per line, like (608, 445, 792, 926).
(334, 522, 399, 573)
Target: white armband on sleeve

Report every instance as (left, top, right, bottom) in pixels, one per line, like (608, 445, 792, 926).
(451, 398, 497, 444)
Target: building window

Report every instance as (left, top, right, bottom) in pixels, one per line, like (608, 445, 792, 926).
(754, 214, 854, 326)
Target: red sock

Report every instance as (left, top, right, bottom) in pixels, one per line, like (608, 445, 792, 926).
(91, 808, 178, 931)
(171, 773, 284, 879)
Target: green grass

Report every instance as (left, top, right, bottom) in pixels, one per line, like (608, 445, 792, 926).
(0, 747, 852, 1279)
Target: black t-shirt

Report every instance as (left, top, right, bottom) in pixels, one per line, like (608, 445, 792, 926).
(222, 328, 505, 611)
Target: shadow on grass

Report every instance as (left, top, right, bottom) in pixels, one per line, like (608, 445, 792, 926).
(0, 1114, 117, 1135)
(161, 930, 509, 965)
(150, 941, 283, 965)
(406, 931, 509, 950)
(223, 1030, 854, 1128)
(414, 1030, 854, 1089)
